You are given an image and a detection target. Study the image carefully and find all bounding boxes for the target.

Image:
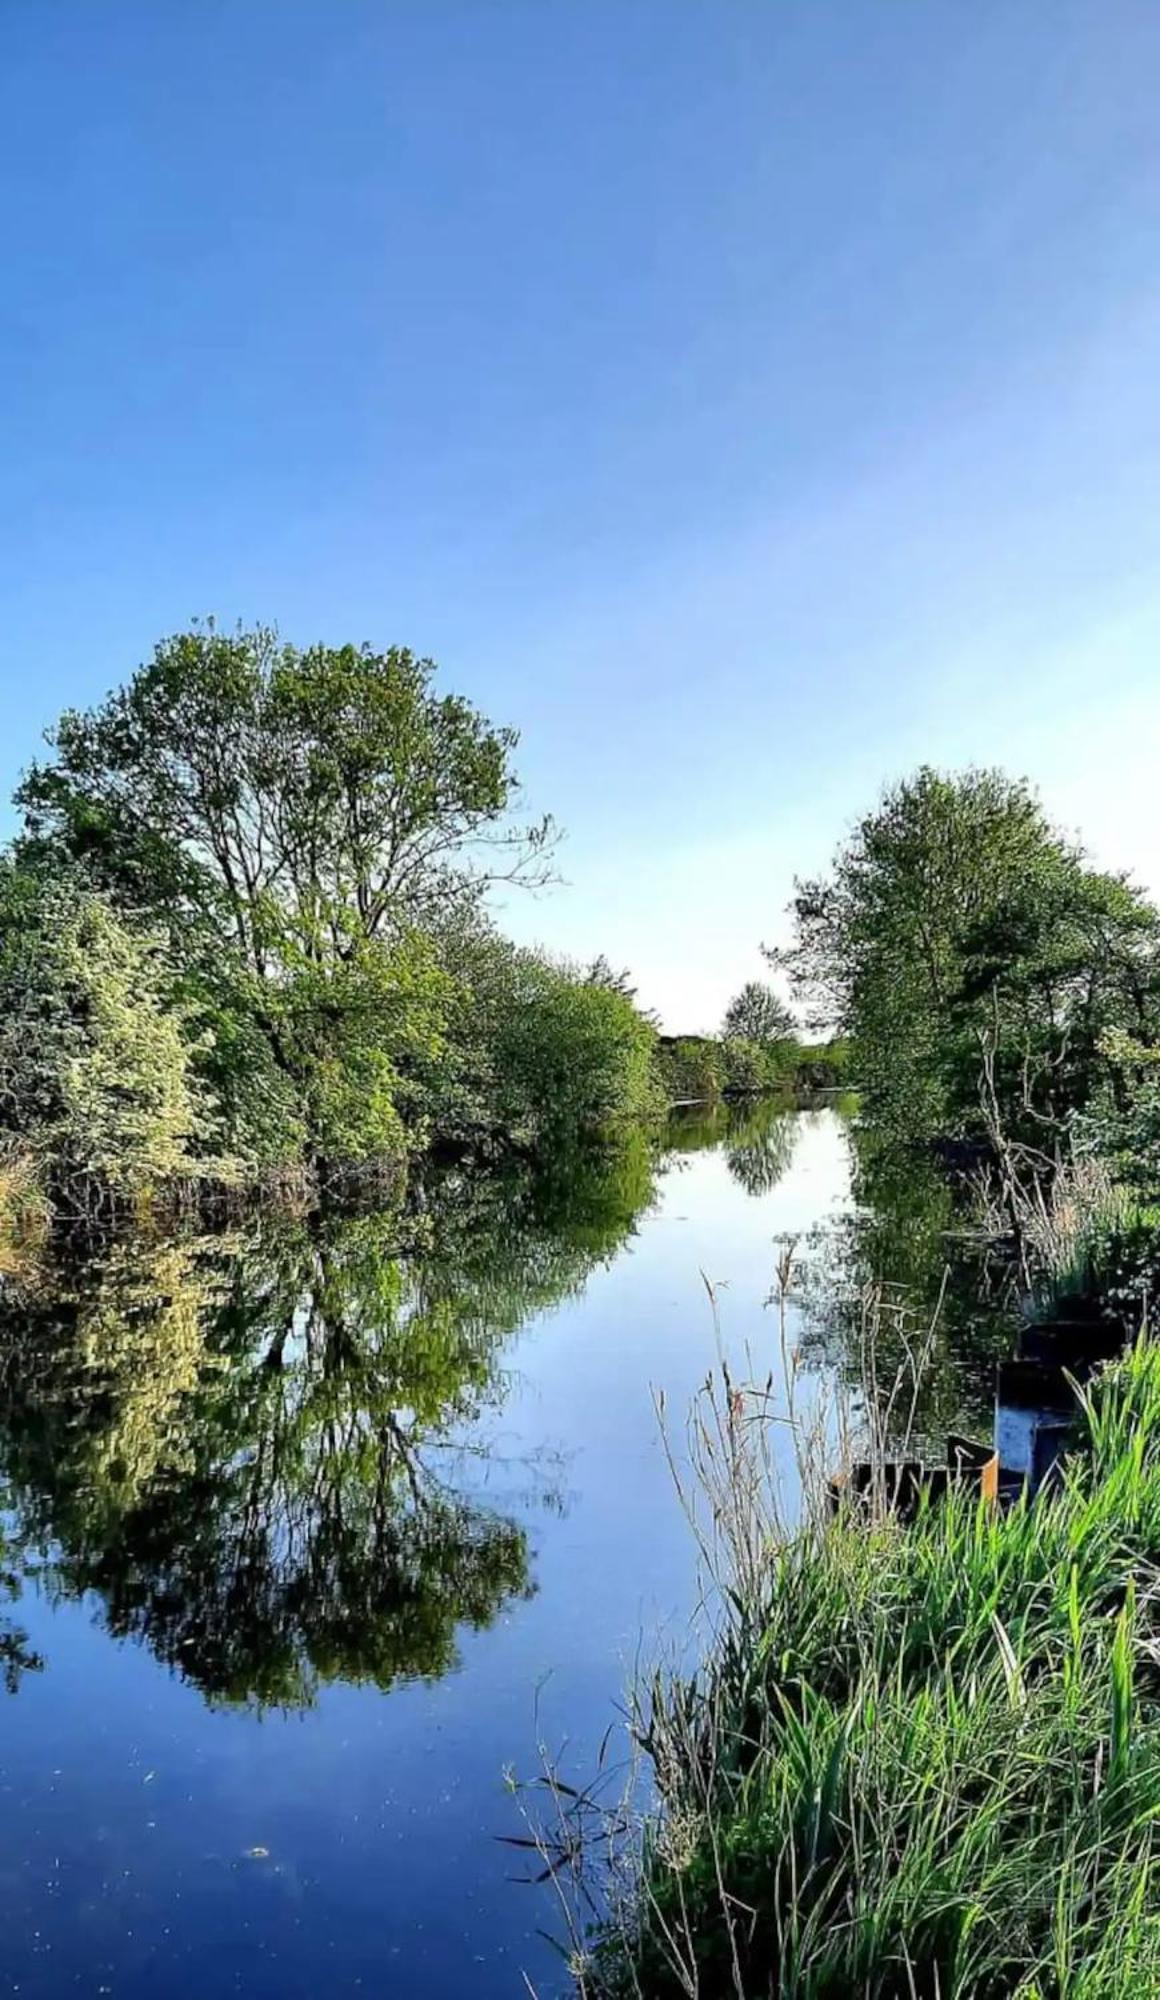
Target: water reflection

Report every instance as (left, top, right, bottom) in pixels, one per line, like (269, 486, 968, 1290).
(0, 1104, 1025, 1723)
(800, 1119, 1018, 1441)
(0, 1106, 1041, 1996)
(668, 1095, 1023, 1443)
(0, 1135, 660, 1710)
(664, 1094, 803, 1194)
(0, 1517, 39, 1691)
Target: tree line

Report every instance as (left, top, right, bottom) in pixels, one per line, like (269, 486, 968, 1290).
(588, 781, 1160, 2000)
(777, 764, 1160, 1309)
(0, 624, 820, 1222)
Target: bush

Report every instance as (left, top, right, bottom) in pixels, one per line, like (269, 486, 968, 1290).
(0, 864, 207, 1206)
(796, 1037, 852, 1088)
(275, 935, 451, 1167)
(657, 1033, 809, 1103)
(489, 954, 661, 1140)
(655, 1036, 725, 1104)
(720, 1034, 800, 1095)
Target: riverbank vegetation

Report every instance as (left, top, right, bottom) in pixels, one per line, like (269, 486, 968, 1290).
(656, 981, 847, 1108)
(584, 1338, 1160, 1997)
(776, 765, 1160, 1326)
(0, 625, 677, 1221)
(583, 766, 1160, 1998)
(2, 624, 852, 1232)
(0, 625, 852, 1227)
(780, 768, 1160, 1155)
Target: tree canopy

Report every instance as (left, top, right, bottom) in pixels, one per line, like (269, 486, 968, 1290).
(722, 980, 796, 1047)
(17, 623, 554, 970)
(777, 766, 1160, 1141)
(2, 625, 666, 1196)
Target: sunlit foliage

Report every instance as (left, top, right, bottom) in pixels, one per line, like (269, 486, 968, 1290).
(778, 766, 1160, 1145)
(0, 861, 207, 1207)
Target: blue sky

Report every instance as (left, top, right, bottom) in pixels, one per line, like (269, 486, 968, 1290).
(3, 3, 1159, 1029)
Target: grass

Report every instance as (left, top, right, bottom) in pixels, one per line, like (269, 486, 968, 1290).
(569, 1337, 1160, 1999)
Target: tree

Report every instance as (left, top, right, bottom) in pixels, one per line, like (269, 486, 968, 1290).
(400, 919, 661, 1145)
(16, 625, 555, 1167)
(655, 1036, 725, 1105)
(17, 624, 554, 972)
(722, 981, 796, 1048)
(277, 933, 451, 1169)
(776, 766, 1160, 1141)
(486, 950, 661, 1139)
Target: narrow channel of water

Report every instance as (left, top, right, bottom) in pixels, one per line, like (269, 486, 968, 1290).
(0, 1106, 852, 1997)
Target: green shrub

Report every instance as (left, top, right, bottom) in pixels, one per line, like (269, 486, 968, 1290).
(0, 864, 207, 1204)
(655, 1036, 725, 1104)
(487, 954, 661, 1140)
(796, 1036, 852, 1088)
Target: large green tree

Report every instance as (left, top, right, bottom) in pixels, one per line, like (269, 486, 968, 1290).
(16, 626, 554, 1168)
(776, 766, 1160, 1141)
(722, 980, 796, 1048)
(18, 624, 552, 969)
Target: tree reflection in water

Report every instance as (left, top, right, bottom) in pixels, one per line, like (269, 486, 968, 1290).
(665, 1095, 1018, 1445)
(664, 1094, 803, 1196)
(0, 1134, 659, 1709)
(798, 1117, 1020, 1444)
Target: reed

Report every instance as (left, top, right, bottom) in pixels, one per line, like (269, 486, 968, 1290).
(576, 1335, 1160, 1999)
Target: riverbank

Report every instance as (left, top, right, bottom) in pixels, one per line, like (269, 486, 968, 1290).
(584, 1335, 1160, 1997)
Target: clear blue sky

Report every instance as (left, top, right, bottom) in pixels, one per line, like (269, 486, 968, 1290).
(3, 2, 1159, 1030)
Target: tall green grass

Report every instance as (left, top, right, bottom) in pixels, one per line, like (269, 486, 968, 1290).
(581, 1340, 1160, 1998)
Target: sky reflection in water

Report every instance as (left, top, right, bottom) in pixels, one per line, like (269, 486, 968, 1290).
(0, 1108, 859, 1998)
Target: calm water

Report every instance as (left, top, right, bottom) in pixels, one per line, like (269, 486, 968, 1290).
(0, 1106, 856, 1998)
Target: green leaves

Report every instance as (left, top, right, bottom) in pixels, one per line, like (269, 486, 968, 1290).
(0, 860, 208, 1204)
(17, 622, 545, 969)
(9, 623, 576, 1180)
(779, 765, 1160, 1150)
(722, 980, 796, 1048)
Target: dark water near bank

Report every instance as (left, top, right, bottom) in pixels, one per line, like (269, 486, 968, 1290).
(0, 1103, 1010, 1997)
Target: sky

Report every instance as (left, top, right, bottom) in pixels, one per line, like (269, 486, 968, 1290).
(2, 2, 1160, 1031)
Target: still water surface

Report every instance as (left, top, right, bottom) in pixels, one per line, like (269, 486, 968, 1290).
(0, 1107, 853, 1997)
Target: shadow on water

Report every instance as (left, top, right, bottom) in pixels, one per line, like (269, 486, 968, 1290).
(0, 1132, 661, 1710)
